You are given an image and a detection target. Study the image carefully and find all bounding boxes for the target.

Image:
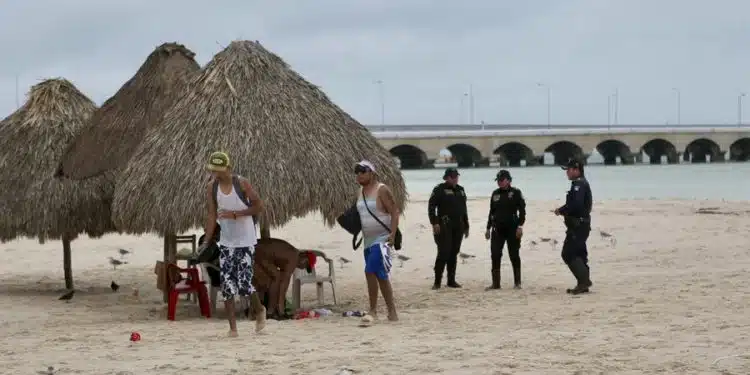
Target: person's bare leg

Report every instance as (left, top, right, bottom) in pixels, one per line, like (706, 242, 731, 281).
(224, 298, 238, 337)
(266, 279, 280, 316)
(277, 269, 294, 315)
(248, 293, 266, 332)
(377, 278, 399, 321)
(365, 272, 380, 318)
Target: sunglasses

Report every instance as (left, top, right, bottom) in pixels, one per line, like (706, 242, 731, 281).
(354, 166, 371, 174)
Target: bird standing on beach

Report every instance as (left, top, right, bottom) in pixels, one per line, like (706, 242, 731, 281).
(108, 257, 126, 270)
(458, 252, 476, 264)
(396, 254, 411, 268)
(117, 248, 131, 258)
(36, 366, 56, 375)
(337, 256, 351, 269)
(599, 230, 617, 246)
(58, 290, 74, 302)
(110, 281, 120, 292)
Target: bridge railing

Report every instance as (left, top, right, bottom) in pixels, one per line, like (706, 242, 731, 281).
(366, 124, 750, 132)
(370, 126, 750, 139)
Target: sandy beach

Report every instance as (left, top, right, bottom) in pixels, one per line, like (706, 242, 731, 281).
(1, 198, 749, 375)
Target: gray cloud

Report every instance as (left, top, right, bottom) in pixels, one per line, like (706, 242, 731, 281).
(1, 0, 749, 125)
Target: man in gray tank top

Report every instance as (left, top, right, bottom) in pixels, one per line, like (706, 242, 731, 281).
(202, 151, 266, 337)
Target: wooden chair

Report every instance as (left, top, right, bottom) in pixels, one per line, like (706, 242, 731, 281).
(174, 235, 197, 301)
(292, 250, 337, 310)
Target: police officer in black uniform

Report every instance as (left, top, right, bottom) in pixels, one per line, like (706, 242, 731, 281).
(554, 158, 593, 295)
(428, 167, 469, 289)
(484, 170, 526, 290)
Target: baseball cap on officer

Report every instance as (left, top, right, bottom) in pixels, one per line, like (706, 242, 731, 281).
(443, 167, 460, 179)
(207, 151, 231, 172)
(561, 158, 585, 175)
(495, 169, 512, 181)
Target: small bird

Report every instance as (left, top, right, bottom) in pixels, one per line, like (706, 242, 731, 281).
(599, 230, 617, 246)
(110, 281, 119, 292)
(539, 237, 552, 242)
(58, 290, 74, 302)
(458, 253, 476, 264)
(117, 248, 130, 258)
(36, 366, 56, 375)
(338, 257, 352, 269)
(108, 257, 127, 270)
(529, 240, 538, 248)
(335, 367, 356, 375)
(396, 254, 411, 267)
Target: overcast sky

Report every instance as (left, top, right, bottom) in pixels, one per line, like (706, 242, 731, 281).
(0, 0, 748, 126)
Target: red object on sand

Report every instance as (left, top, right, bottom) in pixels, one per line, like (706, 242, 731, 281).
(130, 332, 141, 342)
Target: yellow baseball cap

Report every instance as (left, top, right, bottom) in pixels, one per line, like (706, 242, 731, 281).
(207, 151, 230, 172)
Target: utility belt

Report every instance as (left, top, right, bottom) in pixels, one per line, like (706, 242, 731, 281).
(439, 215, 464, 226)
(564, 216, 591, 229)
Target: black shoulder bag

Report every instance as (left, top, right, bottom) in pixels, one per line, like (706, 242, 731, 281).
(361, 189, 402, 250)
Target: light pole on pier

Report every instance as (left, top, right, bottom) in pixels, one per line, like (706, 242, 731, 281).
(537, 82, 551, 128)
(373, 80, 385, 126)
(672, 88, 681, 125)
(612, 88, 619, 126)
(738, 92, 746, 126)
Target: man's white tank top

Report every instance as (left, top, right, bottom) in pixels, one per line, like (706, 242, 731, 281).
(216, 184, 257, 249)
(357, 183, 391, 248)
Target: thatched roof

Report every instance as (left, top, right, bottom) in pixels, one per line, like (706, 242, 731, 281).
(57, 42, 201, 179)
(0, 78, 115, 243)
(112, 40, 407, 234)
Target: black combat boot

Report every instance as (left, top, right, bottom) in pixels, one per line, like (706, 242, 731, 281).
(512, 262, 522, 289)
(566, 257, 591, 295)
(446, 261, 462, 288)
(485, 269, 501, 290)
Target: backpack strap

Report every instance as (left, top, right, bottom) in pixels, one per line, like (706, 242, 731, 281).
(211, 179, 220, 211)
(231, 174, 252, 207)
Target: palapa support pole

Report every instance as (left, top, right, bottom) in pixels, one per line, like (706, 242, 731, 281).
(62, 236, 73, 290)
(259, 216, 270, 239)
(162, 232, 177, 303)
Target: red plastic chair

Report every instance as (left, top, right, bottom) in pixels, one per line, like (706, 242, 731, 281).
(167, 264, 212, 321)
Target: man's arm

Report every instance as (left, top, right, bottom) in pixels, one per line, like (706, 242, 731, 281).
(516, 189, 526, 226)
(204, 182, 218, 241)
(234, 178, 264, 217)
(460, 187, 469, 230)
(486, 194, 495, 230)
(427, 185, 441, 225)
(560, 181, 586, 217)
(378, 185, 400, 234)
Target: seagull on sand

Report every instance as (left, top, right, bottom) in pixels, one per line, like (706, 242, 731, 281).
(337, 257, 351, 269)
(395, 254, 411, 267)
(599, 230, 617, 246)
(58, 290, 74, 302)
(110, 281, 120, 292)
(36, 366, 56, 375)
(458, 253, 476, 264)
(108, 257, 127, 270)
(117, 248, 131, 258)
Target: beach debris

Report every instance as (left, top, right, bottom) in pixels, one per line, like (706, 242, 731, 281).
(711, 352, 750, 367)
(110, 281, 120, 292)
(117, 248, 131, 258)
(458, 252, 476, 264)
(337, 256, 351, 269)
(36, 366, 56, 375)
(335, 367, 357, 375)
(396, 254, 411, 267)
(358, 314, 375, 327)
(58, 290, 74, 302)
(599, 230, 617, 246)
(108, 257, 127, 270)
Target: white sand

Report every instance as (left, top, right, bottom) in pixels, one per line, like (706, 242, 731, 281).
(2, 198, 750, 375)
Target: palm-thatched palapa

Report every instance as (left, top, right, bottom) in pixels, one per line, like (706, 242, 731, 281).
(113, 40, 407, 236)
(0, 78, 116, 290)
(57, 42, 201, 180)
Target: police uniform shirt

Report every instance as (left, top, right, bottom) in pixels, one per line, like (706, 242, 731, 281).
(486, 187, 526, 230)
(428, 182, 469, 228)
(557, 177, 592, 218)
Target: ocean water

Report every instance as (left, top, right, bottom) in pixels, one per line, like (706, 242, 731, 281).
(401, 163, 750, 201)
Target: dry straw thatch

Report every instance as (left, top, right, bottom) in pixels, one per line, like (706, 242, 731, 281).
(57, 43, 201, 179)
(0, 79, 116, 288)
(113, 40, 407, 234)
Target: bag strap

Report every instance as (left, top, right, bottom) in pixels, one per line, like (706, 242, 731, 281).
(231, 174, 252, 207)
(361, 187, 391, 234)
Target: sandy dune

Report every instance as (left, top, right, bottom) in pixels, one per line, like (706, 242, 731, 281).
(1, 198, 749, 375)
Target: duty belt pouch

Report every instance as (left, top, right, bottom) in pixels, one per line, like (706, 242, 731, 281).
(564, 216, 581, 229)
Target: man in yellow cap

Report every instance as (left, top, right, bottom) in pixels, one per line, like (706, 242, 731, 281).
(202, 151, 266, 337)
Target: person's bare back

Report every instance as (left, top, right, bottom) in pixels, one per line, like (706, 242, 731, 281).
(253, 238, 308, 319)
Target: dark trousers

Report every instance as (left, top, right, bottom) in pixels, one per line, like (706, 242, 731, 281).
(561, 224, 591, 285)
(433, 222, 464, 284)
(491, 226, 522, 285)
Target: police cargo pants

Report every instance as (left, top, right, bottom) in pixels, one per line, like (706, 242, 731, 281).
(433, 222, 463, 284)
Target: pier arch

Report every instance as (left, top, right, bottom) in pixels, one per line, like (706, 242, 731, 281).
(389, 144, 428, 169)
(729, 138, 750, 161)
(684, 138, 722, 163)
(445, 143, 483, 167)
(493, 142, 536, 166)
(639, 138, 678, 164)
(596, 139, 633, 165)
(544, 140, 585, 165)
